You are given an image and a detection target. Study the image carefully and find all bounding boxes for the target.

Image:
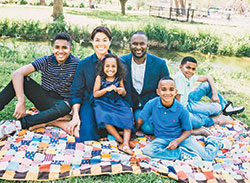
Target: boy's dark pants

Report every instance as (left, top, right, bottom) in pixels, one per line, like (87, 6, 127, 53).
(0, 77, 71, 129)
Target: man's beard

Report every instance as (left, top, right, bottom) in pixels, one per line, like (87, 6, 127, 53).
(131, 50, 147, 59)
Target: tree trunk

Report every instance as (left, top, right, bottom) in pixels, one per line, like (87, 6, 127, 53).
(89, 0, 92, 8)
(52, 0, 64, 21)
(40, 0, 46, 5)
(119, 0, 128, 15)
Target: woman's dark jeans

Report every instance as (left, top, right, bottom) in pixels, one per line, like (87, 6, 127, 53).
(0, 77, 71, 129)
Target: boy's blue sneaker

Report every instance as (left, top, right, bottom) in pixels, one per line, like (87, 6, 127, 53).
(180, 147, 202, 160)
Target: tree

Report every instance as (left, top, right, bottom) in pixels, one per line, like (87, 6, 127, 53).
(89, 0, 95, 8)
(52, 0, 64, 21)
(119, 0, 128, 15)
(40, 0, 46, 5)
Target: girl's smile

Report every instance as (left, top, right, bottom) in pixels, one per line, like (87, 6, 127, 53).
(104, 58, 117, 78)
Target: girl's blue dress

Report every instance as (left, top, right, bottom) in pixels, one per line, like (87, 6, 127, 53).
(93, 77, 134, 130)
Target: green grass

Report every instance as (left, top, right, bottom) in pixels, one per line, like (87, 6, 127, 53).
(66, 9, 146, 22)
(0, 173, 178, 183)
(0, 40, 249, 182)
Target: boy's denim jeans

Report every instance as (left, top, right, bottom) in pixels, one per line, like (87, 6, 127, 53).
(187, 82, 228, 129)
(142, 135, 219, 161)
(134, 108, 154, 135)
(0, 77, 71, 129)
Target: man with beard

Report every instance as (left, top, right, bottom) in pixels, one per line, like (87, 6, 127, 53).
(121, 31, 170, 135)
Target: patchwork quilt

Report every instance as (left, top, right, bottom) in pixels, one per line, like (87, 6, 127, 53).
(0, 119, 249, 182)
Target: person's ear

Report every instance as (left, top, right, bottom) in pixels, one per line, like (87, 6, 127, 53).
(174, 88, 178, 96)
(179, 64, 182, 70)
(156, 89, 160, 96)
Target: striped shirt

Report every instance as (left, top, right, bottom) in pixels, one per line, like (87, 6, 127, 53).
(32, 54, 80, 102)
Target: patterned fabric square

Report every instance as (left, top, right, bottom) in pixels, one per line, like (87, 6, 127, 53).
(0, 161, 9, 171)
(1, 155, 13, 162)
(76, 143, 85, 151)
(66, 142, 75, 150)
(50, 164, 61, 173)
(39, 164, 51, 172)
(60, 164, 71, 173)
(6, 162, 19, 171)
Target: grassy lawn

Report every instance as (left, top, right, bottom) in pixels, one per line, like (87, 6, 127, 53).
(66, 9, 250, 38)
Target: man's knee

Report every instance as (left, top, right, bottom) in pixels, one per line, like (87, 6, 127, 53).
(53, 100, 71, 116)
(200, 81, 210, 88)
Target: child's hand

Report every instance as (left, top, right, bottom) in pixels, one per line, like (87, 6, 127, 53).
(106, 85, 117, 92)
(166, 140, 179, 150)
(116, 87, 125, 95)
(211, 94, 220, 103)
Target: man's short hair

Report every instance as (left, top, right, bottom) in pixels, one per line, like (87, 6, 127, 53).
(181, 56, 197, 65)
(131, 31, 148, 39)
(159, 76, 175, 83)
(53, 32, 72, 46)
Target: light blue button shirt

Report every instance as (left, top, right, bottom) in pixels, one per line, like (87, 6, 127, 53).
(173, 70, 198, 107)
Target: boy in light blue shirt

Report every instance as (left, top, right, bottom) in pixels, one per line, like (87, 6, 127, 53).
(138, 77, 231, 161)
(173, 56, 244, 135)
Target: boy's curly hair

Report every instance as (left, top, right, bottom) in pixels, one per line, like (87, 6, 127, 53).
(96, 53, 127, 81)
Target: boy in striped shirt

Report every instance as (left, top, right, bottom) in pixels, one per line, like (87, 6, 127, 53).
(0, 32, 80, 138)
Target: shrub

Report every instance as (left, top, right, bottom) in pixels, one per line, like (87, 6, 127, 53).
(20, 0, 27, 5)
(195, 32, 219, 54)
(63, 1, 69, 7)
(79, 3, 85, 8)
(47, 21, 67, 37)
(0, 19, 250, 57)
(127, 5, 132, 10)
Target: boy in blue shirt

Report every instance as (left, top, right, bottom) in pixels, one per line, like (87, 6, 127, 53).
(138, 77, 230, 161)
(173, 56, 244, 135)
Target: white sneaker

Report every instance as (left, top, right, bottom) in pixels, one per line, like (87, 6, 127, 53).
(180, 147, 202, 160)
(223, 101, 245, 116)
(217, 138, 232, 150)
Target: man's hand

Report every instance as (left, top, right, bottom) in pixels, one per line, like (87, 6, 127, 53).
(166, 139, 179, 150)
(13, 101, 26, 119)
(66, 117, 80, 137)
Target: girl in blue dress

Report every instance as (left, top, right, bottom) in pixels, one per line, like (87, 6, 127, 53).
(93, 53, 134, 155)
